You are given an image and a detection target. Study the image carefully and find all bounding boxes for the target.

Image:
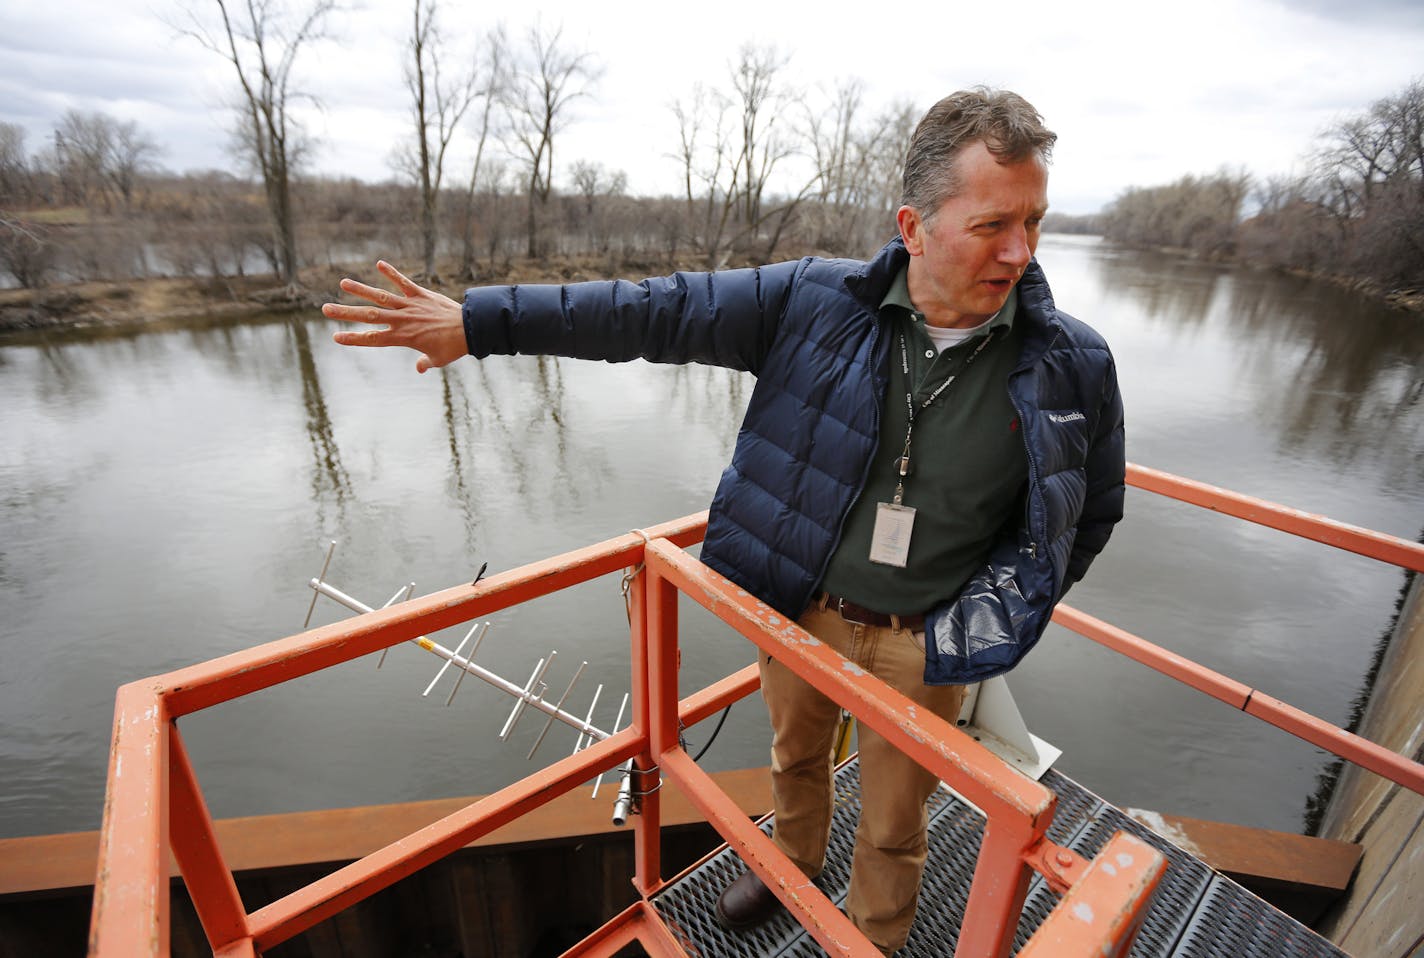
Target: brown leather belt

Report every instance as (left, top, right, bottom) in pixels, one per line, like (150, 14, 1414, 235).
(819, 593, 926, 631)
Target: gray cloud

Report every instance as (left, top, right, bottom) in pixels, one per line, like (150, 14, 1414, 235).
(1282, 0, 1424, 28)
(3, 0, 1423, 210)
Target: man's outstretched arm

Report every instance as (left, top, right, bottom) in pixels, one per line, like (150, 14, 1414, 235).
(323, 261, 467, 373)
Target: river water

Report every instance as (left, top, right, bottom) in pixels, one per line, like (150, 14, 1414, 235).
(1, 235, 1420, 840)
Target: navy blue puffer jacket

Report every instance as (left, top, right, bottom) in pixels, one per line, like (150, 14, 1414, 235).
(464, 237, 1124, 684)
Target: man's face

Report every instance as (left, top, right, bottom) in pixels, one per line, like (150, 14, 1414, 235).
(897, 140, 1049, 329)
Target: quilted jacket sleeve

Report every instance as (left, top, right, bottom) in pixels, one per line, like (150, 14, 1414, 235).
(1064, 350, 1125, 590)
(461, 261, 802, 375)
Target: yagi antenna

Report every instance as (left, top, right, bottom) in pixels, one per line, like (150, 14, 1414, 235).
(303, 541, 636, 818)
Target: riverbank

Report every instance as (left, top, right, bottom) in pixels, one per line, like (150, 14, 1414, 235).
(1256, 261, 1423, 313)
(5, 242, 1419, 340)
(0, 272, 325, 335)
(0, 253, 702, 338)
(1093, 235, 1424, 314)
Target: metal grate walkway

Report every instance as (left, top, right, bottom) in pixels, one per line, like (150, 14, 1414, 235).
(651, 760, 1349, 957)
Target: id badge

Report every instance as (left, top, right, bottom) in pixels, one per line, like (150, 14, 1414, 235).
(869, 502, 916, 567)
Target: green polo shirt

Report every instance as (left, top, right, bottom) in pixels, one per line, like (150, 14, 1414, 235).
(817, 267, 1028, 614)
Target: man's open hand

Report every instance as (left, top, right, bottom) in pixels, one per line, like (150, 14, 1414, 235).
(324, 261, 467, 373)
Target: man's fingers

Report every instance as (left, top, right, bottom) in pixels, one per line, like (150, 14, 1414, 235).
(332, 326, 396, 347)
(378, 260, 422, 297)
(322, 302, 394, 324)
(325, 260, 462, 369)
(338, 277, 405, 308)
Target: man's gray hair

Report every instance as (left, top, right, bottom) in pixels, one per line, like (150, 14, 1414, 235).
(901, 88, 1057, 214)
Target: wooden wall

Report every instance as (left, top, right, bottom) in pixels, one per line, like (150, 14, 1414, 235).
(2, 825, 725, 958)
(1316, 575, 1424, 958)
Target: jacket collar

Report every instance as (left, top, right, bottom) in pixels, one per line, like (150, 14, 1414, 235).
(1017, 259, 1056, 319)
(844, 237, 1065, 363)
(843, 236, 910, 311)
(1013, 259, 1064, 365)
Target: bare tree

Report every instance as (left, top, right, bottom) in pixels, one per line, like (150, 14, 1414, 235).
(457, 28, 506, 280)
(108, 120, 162, 212)
(475, 159, 511, 270)
(52, 110, 113, 210)
(1318, 115, 1393, 220)
(1311, 78, 1424, 286)
(569, 159, 600, 218)
(671, 83, 738, 264)
(0, 122, 34, 208)
(804, 81, 863, 237)
(1387, 78, 1424, 193)
(1351, 79, 1424, 285)
(729, 44, 794, 237)
(568, 158, 626, 253)
(801, 79, 909, 254)
(399, 0, 480, 280)
(0, 216, 55, 288)
(45, 111, 160, 214)
(866, 101, 920, 217)
(500, 22, 600, 258)
(176, 0, 337, 289)
(670, 45, 813, 264)
(1318, 78, 1424, 213)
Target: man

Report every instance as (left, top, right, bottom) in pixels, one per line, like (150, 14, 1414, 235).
(324, 88, 1124, 955)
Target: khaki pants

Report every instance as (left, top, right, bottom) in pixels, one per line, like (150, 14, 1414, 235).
(758, 601, 966, 955)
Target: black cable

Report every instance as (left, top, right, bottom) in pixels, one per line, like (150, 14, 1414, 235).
(690, 703, 734, 762)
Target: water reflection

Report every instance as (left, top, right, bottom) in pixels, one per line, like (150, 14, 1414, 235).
(1092, 246, 1226, 331)
(1088, 243, 1424, 487)
(1224, 275, 1424, 482)
(530, 354, 580, 499)
(459, 358, 564, 504)
(192, 321, 255, 378)
(535, 354, 566, 427)
(667, 361, 750, 448)
(1, 242, 1420, 838)
(32, 339, 99, 410)
(288, 318, 351, 520)
(439, 368, 479, 551)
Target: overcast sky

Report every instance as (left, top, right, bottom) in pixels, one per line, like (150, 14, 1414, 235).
(3, 0, 1423, 214)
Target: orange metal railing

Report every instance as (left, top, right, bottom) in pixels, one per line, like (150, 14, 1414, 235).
(1100, 464, 1424, 797)
(88, 464, 1424, 957)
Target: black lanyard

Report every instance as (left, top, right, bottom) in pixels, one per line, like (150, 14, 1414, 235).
(892, 327, 995, 505)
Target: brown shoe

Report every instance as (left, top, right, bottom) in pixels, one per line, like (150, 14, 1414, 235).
(715, 868, 783, 930)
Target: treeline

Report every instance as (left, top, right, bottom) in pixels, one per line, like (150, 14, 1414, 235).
(2, 0, 1420, 305)
(0, 148, 708, 290)
(1100, 79, 1423, 296)
(0, 0, 914, 293)
(0, 128, 901, 293)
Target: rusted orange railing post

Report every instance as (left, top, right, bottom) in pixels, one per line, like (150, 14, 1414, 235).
(643, 559, 879, 956)
(1017, 832, 1164, 958)
(629, 554, 664, 896)
(642, 540, 1140, 958)
(1056, 464, 1424, 801)
(94, 463, 1424, 958)
(957, 816, 1042, 957)
(558, 901, 692, 958)
(90, 520, 704, 957)
(243, 728, 643, 950)
(90, 681, 170, 958)
(1126, 463, 1424, 572)
(167, 726, 248, 950)
(1053, 603, 1424, 797)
